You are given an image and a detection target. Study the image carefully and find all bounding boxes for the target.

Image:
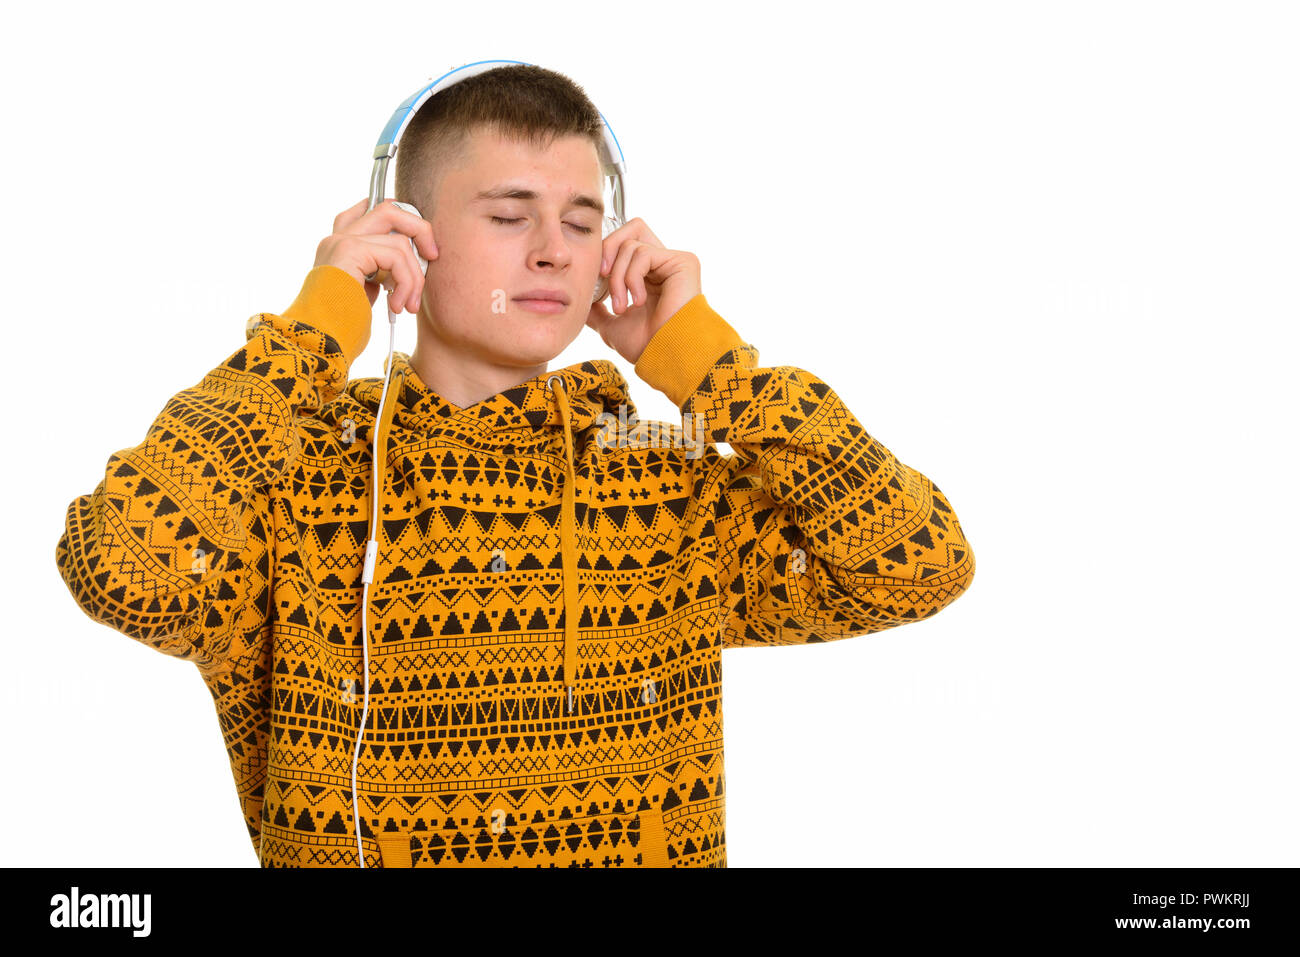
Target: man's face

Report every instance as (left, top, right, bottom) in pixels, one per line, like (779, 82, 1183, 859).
(416, 125, 606, 369)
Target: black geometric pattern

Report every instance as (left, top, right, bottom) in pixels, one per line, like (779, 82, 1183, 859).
(55, 266, 975, 866)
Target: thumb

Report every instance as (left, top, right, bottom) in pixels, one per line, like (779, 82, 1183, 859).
(586, 299, 614, 331)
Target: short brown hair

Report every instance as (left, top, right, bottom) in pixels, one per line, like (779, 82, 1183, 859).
(394, 64, 606, 221)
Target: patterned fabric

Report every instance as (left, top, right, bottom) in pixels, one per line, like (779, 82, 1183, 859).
(55, 264, 976, 866)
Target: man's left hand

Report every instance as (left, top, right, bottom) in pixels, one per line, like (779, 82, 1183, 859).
(586, 217, 702, 364)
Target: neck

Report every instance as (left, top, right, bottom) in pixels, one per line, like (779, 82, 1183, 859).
(409, 324, 547, 412)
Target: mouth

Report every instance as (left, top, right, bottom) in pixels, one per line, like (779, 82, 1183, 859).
(512, 289, 570, 314)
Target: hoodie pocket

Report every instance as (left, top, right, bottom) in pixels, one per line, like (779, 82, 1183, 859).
(379, 801, 670, 868)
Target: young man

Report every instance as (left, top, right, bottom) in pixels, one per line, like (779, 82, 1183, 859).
(55, 65, 975, 867)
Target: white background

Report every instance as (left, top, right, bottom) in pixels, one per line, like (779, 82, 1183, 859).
(6, 0, 1296, 867)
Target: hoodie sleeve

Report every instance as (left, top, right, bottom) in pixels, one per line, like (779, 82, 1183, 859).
(634, 293, 976, 649)
(55, 265, 373, 676)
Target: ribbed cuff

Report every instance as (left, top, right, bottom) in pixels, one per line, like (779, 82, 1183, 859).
(280, 265, 373, 367)
(634, 293, 747, 408)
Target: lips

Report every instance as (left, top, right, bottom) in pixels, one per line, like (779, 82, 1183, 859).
(513, 288, 570, 305)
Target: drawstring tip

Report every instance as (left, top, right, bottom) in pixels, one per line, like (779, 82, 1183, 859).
(567, 685, 575, 714)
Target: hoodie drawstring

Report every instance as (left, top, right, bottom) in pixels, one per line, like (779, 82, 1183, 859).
(371, 366, 581, 717)
(547, 373, 580, 715)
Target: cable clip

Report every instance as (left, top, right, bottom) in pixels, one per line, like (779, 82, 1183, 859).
(362, 539, 378, 584)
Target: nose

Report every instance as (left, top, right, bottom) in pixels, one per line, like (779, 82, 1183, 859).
(530, 220, 573, 272)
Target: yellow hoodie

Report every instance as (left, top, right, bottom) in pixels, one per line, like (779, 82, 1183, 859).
(56, 264, 975, 867)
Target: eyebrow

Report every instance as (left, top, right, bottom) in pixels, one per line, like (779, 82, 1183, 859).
(472, 184, 604, 216)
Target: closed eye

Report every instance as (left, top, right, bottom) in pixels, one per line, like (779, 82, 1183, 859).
(491, 216, 593, 235)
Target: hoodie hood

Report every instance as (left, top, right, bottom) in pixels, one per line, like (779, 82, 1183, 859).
(346, 350, 637, 715)
(352, 350, 636, 439)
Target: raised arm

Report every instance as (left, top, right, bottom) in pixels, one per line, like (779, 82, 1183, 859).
(54, 265, 372, 675)
(634, 294, 976, 648)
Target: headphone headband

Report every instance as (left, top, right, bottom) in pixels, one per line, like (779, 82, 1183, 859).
(367, 59, 626, 228)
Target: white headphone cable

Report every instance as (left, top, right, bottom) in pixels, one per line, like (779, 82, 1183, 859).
(352, 290, 400, 868)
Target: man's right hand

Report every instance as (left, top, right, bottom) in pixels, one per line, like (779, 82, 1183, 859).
(315, 198, 438, 314)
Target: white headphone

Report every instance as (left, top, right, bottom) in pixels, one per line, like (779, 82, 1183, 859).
(351, 60, 628, 868)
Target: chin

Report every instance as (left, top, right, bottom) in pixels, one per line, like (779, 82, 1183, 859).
(501, 311, 583, 355)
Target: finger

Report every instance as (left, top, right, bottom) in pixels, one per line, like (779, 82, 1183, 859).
(601, 217, 663, 271)
(388, 200, 438, 261)
(586, 300, 615, 346)
(394, 229, 427, 313)
(606, 217, 664, 251)
(396, 235, 425, 314)
(352, 198, 404, 234)
(600, 223, 631, 275)
(586, 299, 613, 331)
(367, 233, 421, 314)
(332, 197, 371, 234)
(408, 209, 438, 261)
(357, 200, 420, 238)
(383, 231, 428, 313)
(624, 244, 659, 309)
(628, 217, 665, 249)
(361, 199, 439, 266)
(608, 239, 643, 314)
(417, 221, 437, 262)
